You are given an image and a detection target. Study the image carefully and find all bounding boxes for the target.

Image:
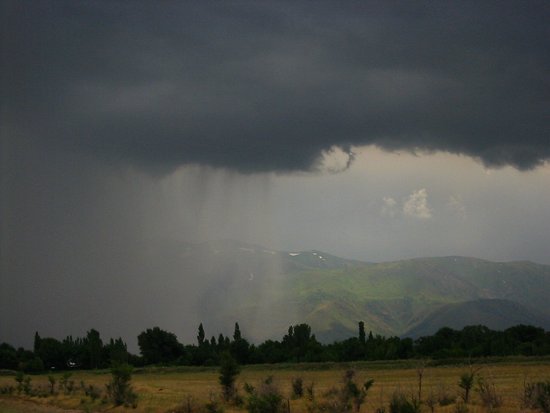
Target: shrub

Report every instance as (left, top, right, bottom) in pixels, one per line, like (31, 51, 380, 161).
(85, 384, 102, 401)
(458, 372, 475, 403)
(59, 372, 72, 393)
(425, 390, 437, 413)
(14, 371, 25, 394)
(48, 375, 56, 394)
(203, 400, 224, 413)
(292, 377, 304, 399)
(389, 392, 421, 413)
(0, 385, 15, 395)
(437, 384, 456, 406)
(106, 362, 138, 408)
(219, 352, 240, 402)
(476, 376, 502, 410)
(308, 370, 374, 413)
(244, 376, 284, 413)
(305, 381, 315, 402)
(22, 376, 32, 395)
(522, 380, 550, 413)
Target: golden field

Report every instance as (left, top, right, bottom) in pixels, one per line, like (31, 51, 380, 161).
(1, 359, 549, 412)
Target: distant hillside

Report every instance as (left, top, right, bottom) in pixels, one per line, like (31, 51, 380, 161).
(161, 240, 550, 343)
(404, 299, 550, 338)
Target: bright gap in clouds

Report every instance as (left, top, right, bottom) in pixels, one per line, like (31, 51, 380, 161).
(268, 146, 550, 265)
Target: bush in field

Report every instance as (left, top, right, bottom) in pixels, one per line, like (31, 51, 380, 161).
(0, 385, 15, 395)
(14, 371, 24, 394)
(219, 352, 240, 402)
(436, 384, 456, 406)
(14, 371, 32, 395)
(522, 380, 550, 413)
(244, 376, 284, 413)
(389, 391, 421, 413)
(106, 362, 138, 408)
(84, 383, 102, 401)
(458, 371, 476, 403)
(305, 381, 315, 402)
(59, 371, 72, 393)
(476, 376, 502, 410)
(425, 390, 437, 413)
(291, 377, 304, 399)
(308, 370, 374, 413)
(48, 375, 56, 394)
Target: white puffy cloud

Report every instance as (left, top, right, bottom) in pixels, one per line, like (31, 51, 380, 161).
(403, 188, 433, 219)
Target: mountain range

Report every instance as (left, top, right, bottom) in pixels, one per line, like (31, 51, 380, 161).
(160, 240, 550, 343)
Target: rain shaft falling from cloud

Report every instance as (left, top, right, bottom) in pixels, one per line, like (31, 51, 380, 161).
(1, 145, 290, 349)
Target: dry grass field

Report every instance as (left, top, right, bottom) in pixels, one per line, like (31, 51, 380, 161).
(1, 359, 549, 412)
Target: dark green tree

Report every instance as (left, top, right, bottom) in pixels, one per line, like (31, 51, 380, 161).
(233, 322, 242, 341)
(36, 337, 65, 369)
(197, 323, 206, 347)
(219, 352, 240, 401)
(86, 329, 103, 369)
(358, 322, 366, 345)
(137, 327, 184, 364)
(107, 338, 128, 364)
(282, 323, 321, 362)
(33, 332, 42, 354)
(0, 343, 18, 369)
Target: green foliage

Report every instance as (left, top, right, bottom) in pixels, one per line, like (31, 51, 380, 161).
(197, 324, 206, 347)
(138, 327, 184, 364)
(106, 362, 138, 407)
(59, 371, 73, 394)
(458, 369, 477, 403)
(22, 356, 44, 373)
(0, 343, 18, 370)
(230, 336, 251, 365)
(282, 324, 322, 362)
(48, 375, 56, 394)
(218, 352, 240, 401)
(86, 329, 103, 369)
(35, 337, 65, 369)
(308, 370, 374, 413)
(107, 337, 129, 364)
(3, 320, 550, 372)
(14, 371, 24, 394)
(85, 383, 102, 401)
(22, 375, 32, 395)
(0, 384, 15, 395)
(233, 323, 242, 341)
(358, 321, 366, 345)
(244, 376, 284, 413)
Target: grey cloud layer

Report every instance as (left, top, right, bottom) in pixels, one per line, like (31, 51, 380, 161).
(4, 1, 549, 172)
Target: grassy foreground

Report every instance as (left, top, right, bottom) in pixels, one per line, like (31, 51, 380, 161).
(1, 359, 549, 412)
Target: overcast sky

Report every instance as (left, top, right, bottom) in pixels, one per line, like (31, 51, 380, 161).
(1, 1, 549, 348)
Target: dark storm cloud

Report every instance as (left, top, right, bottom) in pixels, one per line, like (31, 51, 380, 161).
(3, 0, 549, 172)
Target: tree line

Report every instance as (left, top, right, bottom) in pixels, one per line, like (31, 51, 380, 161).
(1, 322, 549, 372)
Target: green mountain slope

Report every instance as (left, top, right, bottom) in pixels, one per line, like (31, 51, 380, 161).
(404, 298, 550, 338)
(166, 241, 550, 342)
